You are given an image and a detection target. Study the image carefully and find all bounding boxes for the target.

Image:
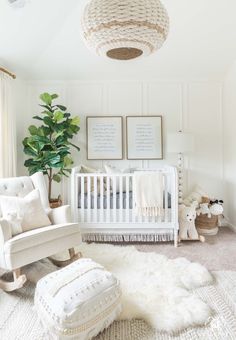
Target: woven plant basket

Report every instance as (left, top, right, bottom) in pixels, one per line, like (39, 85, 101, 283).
(196, 214, 219, 235)
(49, 196, 62, 209)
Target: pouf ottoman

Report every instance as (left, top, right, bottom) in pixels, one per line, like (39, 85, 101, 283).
(34, 258, 122, 339)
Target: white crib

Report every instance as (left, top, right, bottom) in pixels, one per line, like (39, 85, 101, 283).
(71, 166, 179, 246)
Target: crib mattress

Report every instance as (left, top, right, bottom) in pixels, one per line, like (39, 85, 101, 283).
(78, 192, 171, 209)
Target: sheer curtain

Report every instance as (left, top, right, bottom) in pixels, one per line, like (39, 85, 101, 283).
(0, 72, 16, 177)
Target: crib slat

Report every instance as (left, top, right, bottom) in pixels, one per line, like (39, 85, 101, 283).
(112, 176, 116, 222)
(94, 175, 97, 222)
(87, 176, 91, 222)
(81, 176, 85, 222)
(75, 176, 79, 222)
(100, 175, 104, 223)
(132, 175, 135, 223)
(125, 176, 129, 222)
(119, 176, 123, 222)
(165, 174, 168, 223)
(106, 176, 110, 222)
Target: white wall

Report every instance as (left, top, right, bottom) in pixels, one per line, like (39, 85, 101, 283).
(223, 61, 236, 226)
(16, 80, 224, 203)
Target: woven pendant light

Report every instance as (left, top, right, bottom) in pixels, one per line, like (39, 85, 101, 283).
(81, 0, 169, 60)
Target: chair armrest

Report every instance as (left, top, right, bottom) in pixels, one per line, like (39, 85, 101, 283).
(0, 219, 12, 246)
(48, 205, 72, 225)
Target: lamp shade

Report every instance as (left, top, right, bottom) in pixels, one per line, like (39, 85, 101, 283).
(167, 132, 194, 153)
(81, 0, 169, 60)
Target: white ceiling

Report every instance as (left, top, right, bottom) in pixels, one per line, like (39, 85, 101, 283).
(1, 0, 236, 80)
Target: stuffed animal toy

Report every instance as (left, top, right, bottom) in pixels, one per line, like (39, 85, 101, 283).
(209, 203, 224, 216)
(197, 197, 224, 218)
(179, 201, 205, 242)
(197, 203, 211, 217)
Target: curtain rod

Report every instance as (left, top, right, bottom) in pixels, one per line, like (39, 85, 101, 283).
(0, 67, 16, 79)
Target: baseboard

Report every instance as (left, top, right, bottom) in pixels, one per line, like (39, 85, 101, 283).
(227, 222, 236, 233)
(220, 216, 236, 232)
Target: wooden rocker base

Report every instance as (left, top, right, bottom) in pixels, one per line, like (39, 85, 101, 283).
(50, 248, 83, 268)
(0, 269, 27, 292)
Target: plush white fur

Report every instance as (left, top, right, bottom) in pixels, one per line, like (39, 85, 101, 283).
(24, 243, 213, 333)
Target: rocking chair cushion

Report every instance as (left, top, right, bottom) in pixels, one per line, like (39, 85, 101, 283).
(4, 223, 80, 254)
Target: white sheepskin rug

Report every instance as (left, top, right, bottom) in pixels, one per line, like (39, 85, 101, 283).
(24, 243, 213, 333)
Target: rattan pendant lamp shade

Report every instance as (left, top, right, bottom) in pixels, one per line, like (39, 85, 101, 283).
(81, 0, 169, 60)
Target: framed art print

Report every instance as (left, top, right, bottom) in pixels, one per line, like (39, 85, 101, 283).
(126, 115, 163, 160)
(86, 116, 123, 160)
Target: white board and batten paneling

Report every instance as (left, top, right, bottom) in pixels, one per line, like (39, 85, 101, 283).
(18, 80, 224, 203)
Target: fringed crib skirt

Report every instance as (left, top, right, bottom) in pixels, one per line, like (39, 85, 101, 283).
(136, 207, 162, 217)
(82, 233, 174, 243)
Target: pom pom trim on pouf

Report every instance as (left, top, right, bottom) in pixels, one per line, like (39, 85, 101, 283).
(81, 0, 169, 60)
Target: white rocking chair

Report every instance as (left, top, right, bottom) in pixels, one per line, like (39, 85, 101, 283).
(0, 172, 81, 292)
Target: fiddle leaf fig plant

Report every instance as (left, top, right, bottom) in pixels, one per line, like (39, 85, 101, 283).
(23, 93, 80, 201)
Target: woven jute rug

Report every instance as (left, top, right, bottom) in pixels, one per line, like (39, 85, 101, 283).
(1, 271, 236, 340)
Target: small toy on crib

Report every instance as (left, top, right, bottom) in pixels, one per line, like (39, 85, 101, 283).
(178, 201, 205, 243)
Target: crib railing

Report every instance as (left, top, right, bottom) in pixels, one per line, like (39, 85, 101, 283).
(71, 167, 178, 228)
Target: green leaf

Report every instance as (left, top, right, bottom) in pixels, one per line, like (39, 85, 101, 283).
(22, 137, 29, 147)
(52, 162, 64, 168)
(51, 94, 58, 100)
(53, 174, 61, 182)
(48, 154, 61, 165)
(23, 146, 38, 157)
(41, 110, 53, 117)
(56, 105, 67, 111)
(40, 93, 52, 105)
(71, 116, 80, 126)
(41, 126, 51, 136)
(63, 155, 73, 167)
(27, 141, 38, 153)
(28, 125, 38, 136)
(33, 115, 43, 121)
(43, 116, 54, 127)
(39, 105, 53, 112)
(54, 111, 64, 122)
(31, 135, 51, 144)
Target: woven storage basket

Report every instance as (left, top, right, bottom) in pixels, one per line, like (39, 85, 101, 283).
(196, 214, 219, 235)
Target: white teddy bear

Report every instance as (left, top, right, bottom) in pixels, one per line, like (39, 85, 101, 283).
(179, 201, 205, 242)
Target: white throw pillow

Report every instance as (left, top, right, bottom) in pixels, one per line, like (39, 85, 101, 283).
(104, 165, 132, 193)
(0, 189, 51, 236)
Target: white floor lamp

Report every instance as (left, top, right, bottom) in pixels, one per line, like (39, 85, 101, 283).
(167, 132, 194, 204)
